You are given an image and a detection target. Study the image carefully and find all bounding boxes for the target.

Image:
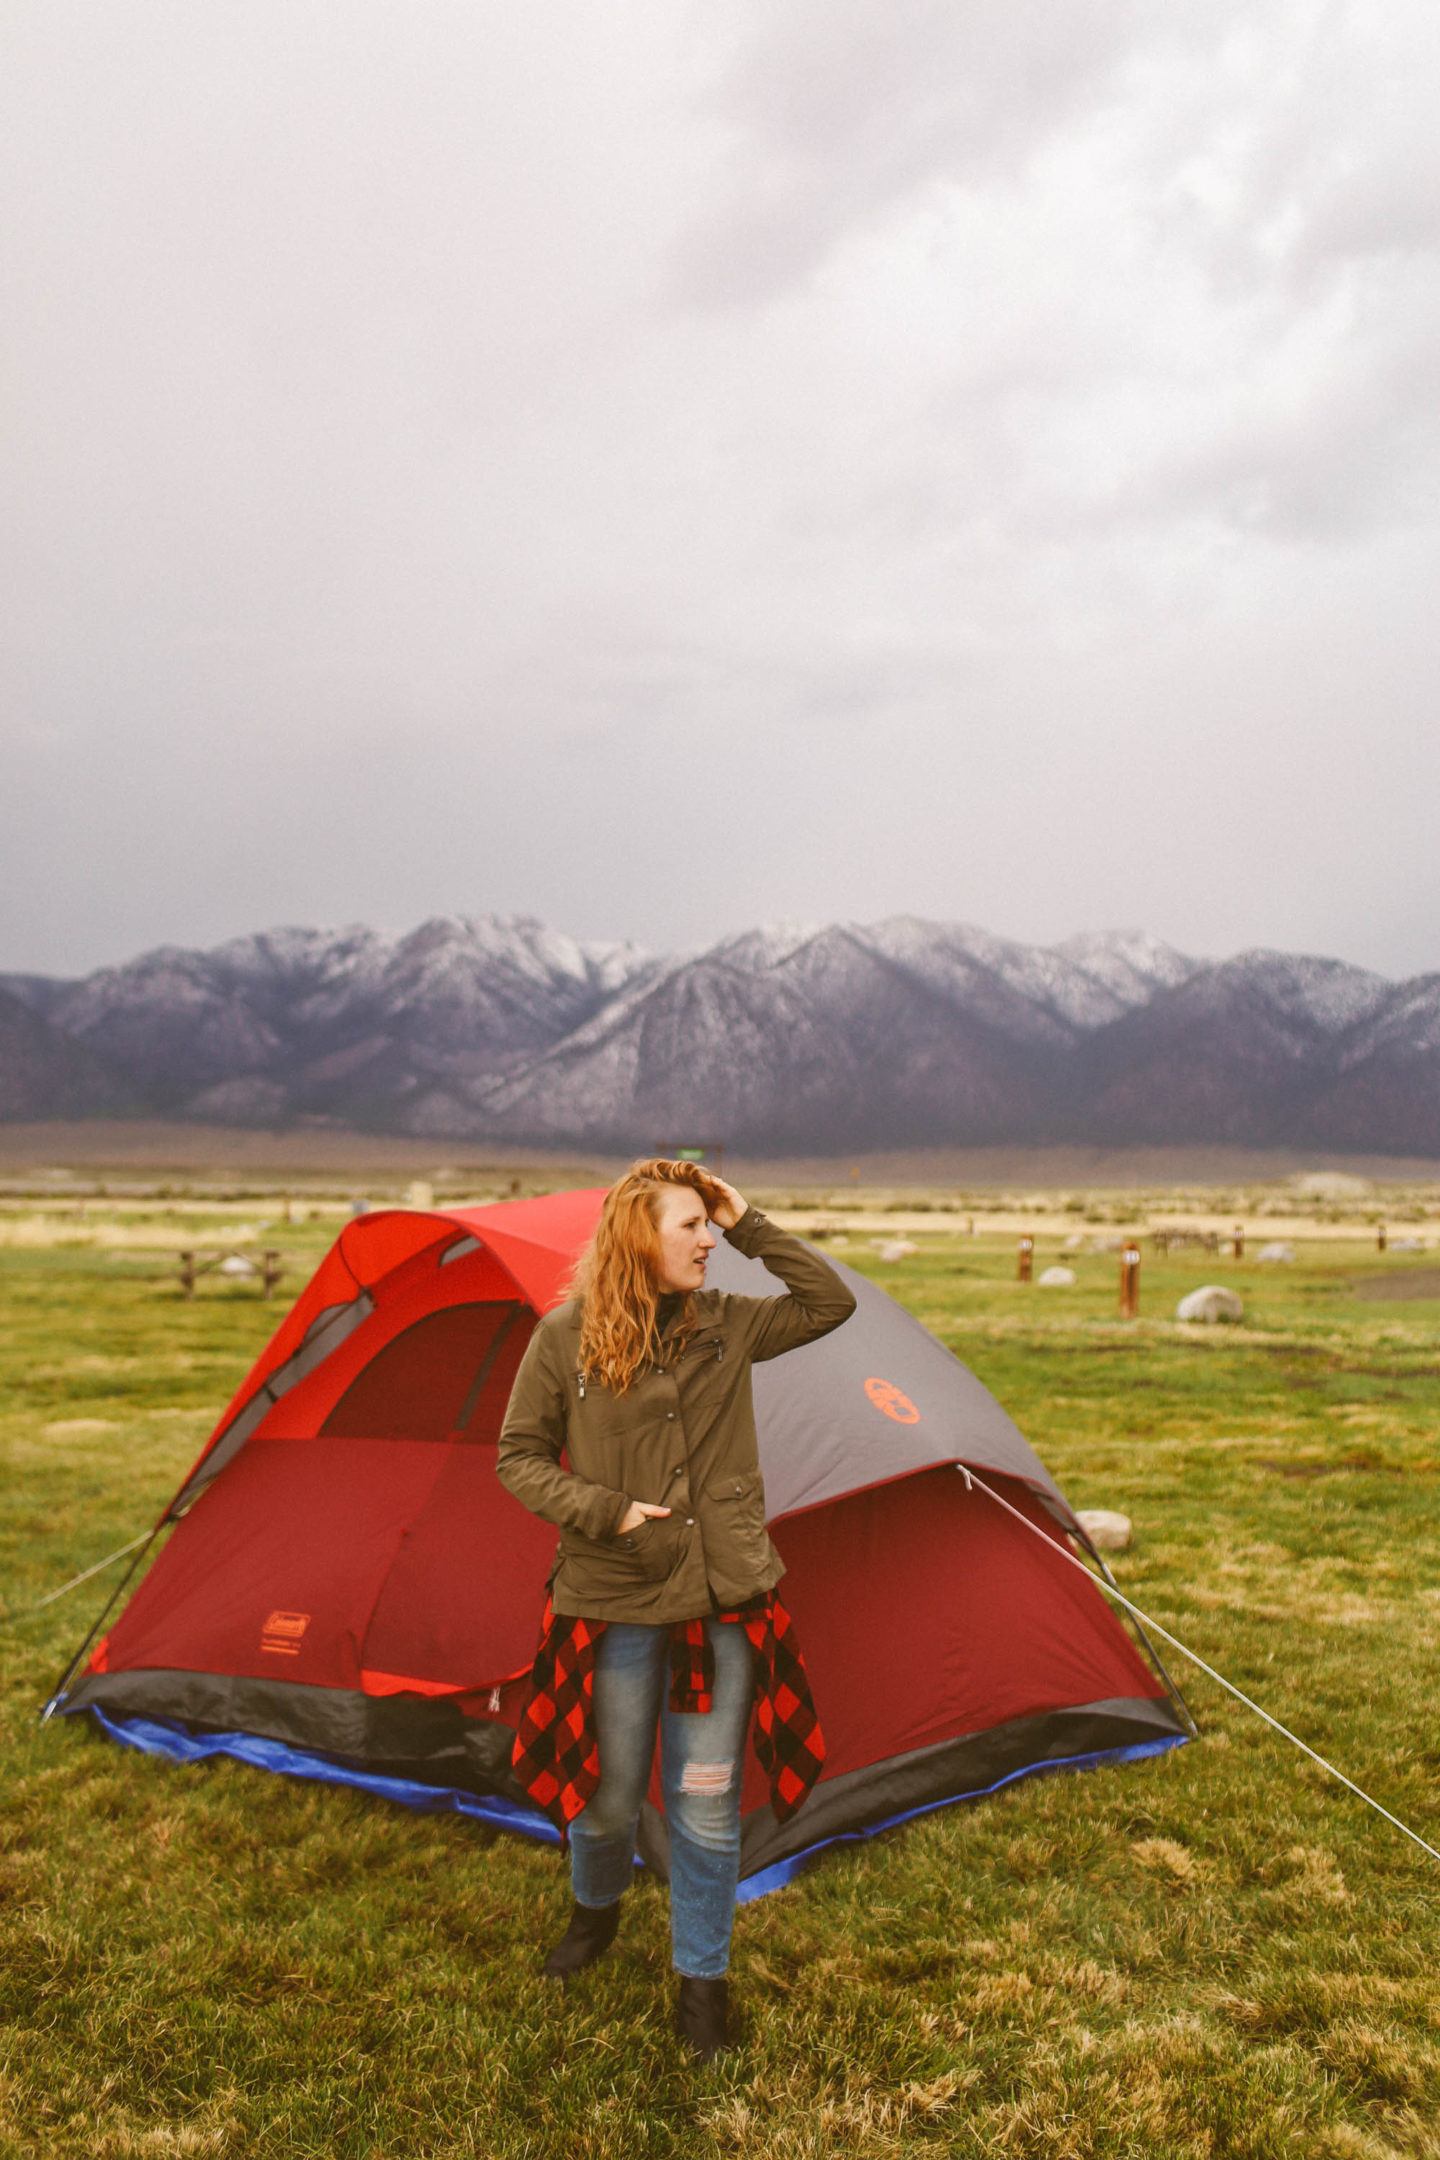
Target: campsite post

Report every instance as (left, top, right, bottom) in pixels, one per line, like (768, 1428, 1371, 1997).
(1119, 1241, 1141, 1318)
(1017, 1235, 1034, 1283)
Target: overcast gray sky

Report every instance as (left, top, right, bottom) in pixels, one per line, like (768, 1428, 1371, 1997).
(5, 0, 1438, 982)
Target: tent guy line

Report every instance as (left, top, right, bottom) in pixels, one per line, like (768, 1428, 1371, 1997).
(36, 1467, 1436, 1869)
(17, 1531, 152, 1621)
(956, 1464, 1440, 1868)
(37, 1523, 166, 1721)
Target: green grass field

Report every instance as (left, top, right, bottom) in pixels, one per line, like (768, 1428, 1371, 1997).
(2, 1198, 1439, 2159)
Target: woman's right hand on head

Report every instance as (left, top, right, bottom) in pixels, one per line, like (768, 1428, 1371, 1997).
(618, 1499, 672, 1535)
(700, 1174, 747, 1229)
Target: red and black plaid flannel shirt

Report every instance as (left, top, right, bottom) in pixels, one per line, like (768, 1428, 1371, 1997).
(511, 1589, 825, 1834)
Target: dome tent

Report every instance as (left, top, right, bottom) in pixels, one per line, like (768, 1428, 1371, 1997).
(52, 1191, 1194, 1899)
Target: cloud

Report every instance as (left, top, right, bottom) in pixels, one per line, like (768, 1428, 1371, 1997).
(665, 0, 1150, 309)
(665, 0, 1440, 553)
(0, 0, 1437, 980)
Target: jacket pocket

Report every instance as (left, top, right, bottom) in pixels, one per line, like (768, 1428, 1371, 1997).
(558, 1515, 675, 1592)
(703, 1466, 772, 1572)
(679, 1327, 726, 1367)
(675, 1329, 733, 1419)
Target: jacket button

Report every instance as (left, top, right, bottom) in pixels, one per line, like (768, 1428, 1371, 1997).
(666, 1411, 676, 1421)
(685, 1517, 695, 1526)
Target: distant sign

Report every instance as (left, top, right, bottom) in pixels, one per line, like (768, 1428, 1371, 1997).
(659, 1140, 726, 1170)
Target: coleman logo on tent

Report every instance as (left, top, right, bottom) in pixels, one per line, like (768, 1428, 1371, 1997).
(259, 1610, 311, 1657)
(864, 1376, 920, 1424)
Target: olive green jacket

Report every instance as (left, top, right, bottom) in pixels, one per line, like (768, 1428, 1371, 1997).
(494, 1205, 858, 1622)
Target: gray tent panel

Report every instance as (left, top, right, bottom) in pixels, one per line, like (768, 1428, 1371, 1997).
(705, 1239, 1078, 1531)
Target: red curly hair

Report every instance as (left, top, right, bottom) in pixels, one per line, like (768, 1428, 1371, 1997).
(570, 1157, 725, 1394)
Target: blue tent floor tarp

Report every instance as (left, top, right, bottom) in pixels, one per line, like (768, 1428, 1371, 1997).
(84, 1705, 1189, 1903)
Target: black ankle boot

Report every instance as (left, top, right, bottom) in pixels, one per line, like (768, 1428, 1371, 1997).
(676, 1974, 731, 2062)
(541, 1897, 623, 1978)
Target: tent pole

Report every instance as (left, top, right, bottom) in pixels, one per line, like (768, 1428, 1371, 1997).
(985, 1474, 1198, 1739)
(1079, 1532, 1199, 1740)
(37, 1522, 164, 1723)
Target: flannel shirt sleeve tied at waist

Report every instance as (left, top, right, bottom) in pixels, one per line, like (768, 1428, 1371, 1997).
(510, 1589, 825, 1835)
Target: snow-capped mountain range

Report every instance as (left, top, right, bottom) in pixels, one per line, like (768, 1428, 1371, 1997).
(3, 915, 1438, 1154)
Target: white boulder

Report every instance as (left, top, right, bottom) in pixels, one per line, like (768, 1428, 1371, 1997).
(1076, 1508, 1133, 1552)
(1038, 1265, 1077, 1286)
(1389, 1236, 1425, 1253)
(874, 1238, 918, 1262)
(218, 1254, 257, 1277)
(1257, 1242, 1296, 1263)
(1176, 1284, 1245, 1324)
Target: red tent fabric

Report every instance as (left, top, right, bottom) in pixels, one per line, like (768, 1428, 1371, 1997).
(57, 1192, 1192, 1896)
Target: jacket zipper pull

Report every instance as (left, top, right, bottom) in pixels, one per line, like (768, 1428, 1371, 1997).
(715, 1340, 724, 1363)
(577, 1370, 587, 1399)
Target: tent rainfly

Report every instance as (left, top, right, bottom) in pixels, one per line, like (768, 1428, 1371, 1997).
(53, 1190, 1194, 1899)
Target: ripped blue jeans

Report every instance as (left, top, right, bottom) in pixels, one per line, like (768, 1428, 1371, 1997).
(567, 1616, 755, 1978)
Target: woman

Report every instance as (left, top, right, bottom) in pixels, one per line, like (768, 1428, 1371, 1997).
(495, 1158, 857, 2061)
